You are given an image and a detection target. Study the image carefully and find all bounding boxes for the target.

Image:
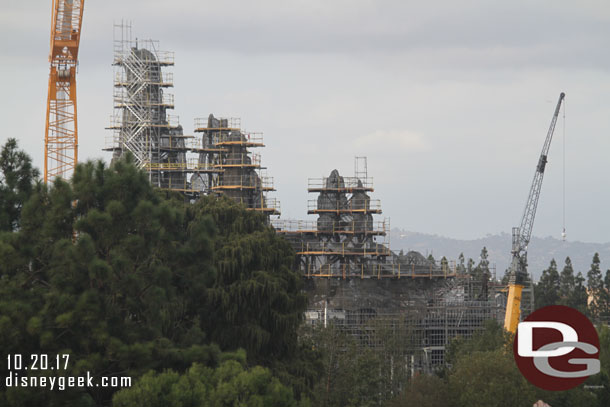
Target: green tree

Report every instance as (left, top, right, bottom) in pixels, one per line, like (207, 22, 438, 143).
(0, 138, 39, 231)
(445, 319, 509, 366)
(467, 258, 475, 275)
(440, 256, 449, 274)
(559, 257, 575, 305)
(0, 158, 220, 405)
(366, 316, 411, 401)
(190, 196, 321, 401)
(601, 270, 610, 322)
(469, 247, 491, 300)
(442, 319, 598, 407)
(588, 253, 604, 319)
(193, 195, 307, 366)
(0, 156, 315, 405)
(590, 325, 610, 407)
(569, 271, 589, 315)
(113, 353, 300, 407)
(309, 325, 383, 407)
(386, 374, 449, 407)
(449, 349, 536, 407)
(478, 247, 490, 274)
(457, 252, 466, 274)
(535, 259, 560, 309)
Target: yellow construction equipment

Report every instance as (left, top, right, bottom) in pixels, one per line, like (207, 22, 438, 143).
(504, 92, 565, 333)
(44, 0, 85, 183)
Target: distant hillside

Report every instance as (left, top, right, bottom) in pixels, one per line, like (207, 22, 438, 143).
(389, 229, 610, 282)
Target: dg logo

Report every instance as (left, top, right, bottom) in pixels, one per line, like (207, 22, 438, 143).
(514, 305, 600, 391)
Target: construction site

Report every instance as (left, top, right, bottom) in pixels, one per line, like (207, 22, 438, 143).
(44, 13, 538, 375)
(272, 157, 533, 370)
(94, 25, 538, 373)
(104, 24, 280, 214)
(22, 2, 610, 406)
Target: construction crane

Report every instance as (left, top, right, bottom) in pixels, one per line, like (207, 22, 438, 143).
(44, 0, 85, 183)
(504, 92, 565, 333)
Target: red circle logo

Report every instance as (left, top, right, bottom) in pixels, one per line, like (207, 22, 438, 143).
(513, 305, 600, 391)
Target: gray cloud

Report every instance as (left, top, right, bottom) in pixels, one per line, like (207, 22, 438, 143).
(3, 0, 610, 246)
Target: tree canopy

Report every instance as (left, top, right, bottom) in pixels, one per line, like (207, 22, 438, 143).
(2, 138, 610, 407)
(0, 142, 313, 406)
(113, 351, 301, 407)
(0, 138, 39, 231)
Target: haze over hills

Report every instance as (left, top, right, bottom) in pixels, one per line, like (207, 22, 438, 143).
(389, 229, 610, 282)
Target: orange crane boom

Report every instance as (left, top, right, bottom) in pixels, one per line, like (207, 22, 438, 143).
(44, 0, 84, 183)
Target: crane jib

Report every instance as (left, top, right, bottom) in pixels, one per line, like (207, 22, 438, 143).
(504, 92, 565, 334)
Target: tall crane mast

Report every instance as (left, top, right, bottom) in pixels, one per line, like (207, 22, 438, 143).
(44, 0, 85, 183)
(504, 92, 565, 333)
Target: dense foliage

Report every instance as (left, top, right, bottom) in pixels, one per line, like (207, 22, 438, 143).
(1, 139, 610, 407)
(0, 138, 39, 231)
(536, 253, 610, 321)
(0, 140, 313, 406)
(113, 350, 301, 407)
(389, 320, 610, 407)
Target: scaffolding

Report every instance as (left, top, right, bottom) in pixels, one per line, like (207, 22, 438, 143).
(272, 218, 389, 236)
(303, 276, 505, 373)
(276, 157, 420, 278)
(192, 114, 279, 214)
(274, 158, 496, 281)
(104, 25, 280, 213)
(104, 22, 190, 193)
(275, 157, 504, 372)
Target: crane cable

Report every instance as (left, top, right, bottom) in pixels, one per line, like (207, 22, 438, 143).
(562, 97, 566, 241)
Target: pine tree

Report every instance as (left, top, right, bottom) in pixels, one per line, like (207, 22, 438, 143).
(587, 253, 604, 319)
(478, 247, 490, 275)
(457, 252, 466, 274)
(113, 353, 299, 407)
(0, 138, 39, 231)
(467, 258, 475, 274)
(441, 256, 449, 273)
(535, 259, 560, 309)
(469, 248, 491, 300)
(570, 272, 589, 315)
(193, 195, 307, 365)
(559, 257, 575, 305)
(471, 247, 490, 280)
(0, 156, 315, 405)
(601, 270, 610, 322)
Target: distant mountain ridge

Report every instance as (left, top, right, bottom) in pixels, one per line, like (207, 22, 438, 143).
(389, 229, 610, 282)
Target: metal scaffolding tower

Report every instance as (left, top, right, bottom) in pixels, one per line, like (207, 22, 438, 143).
(104, 24, 280, 212)
(303, 278, 505, 372)
(105, 23, 189, 190)
(192, 115, 279, 214)
(274, 158, 456, 278)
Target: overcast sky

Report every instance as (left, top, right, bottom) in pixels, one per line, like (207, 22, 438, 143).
(2, 0, 610, 244)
